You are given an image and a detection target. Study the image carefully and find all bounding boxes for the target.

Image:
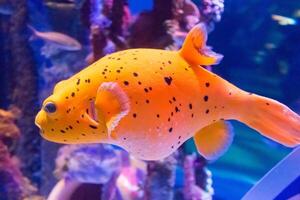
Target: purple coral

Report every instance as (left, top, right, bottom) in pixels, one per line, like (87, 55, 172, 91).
(54, 144, 122, 184)
(200, 0, 225, 32)
(183, 154, 214, 200)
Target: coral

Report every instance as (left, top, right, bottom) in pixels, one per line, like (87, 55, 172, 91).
(0, 108, 43, 200)
(54, 144, 122, 183)
(200, 0, 224, 32)
(144, 155, 177, 200)
(0, 107, 20, 141)
(8, 0, 41, 185)
(183, 154, 213, 200)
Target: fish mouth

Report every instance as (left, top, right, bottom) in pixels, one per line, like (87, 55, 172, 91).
(86, 100, 99, 126)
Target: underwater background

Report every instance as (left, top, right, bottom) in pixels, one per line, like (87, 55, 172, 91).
(0, 0, 299, 199)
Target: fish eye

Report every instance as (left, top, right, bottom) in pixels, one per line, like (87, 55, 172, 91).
(44, 102, 57, 113)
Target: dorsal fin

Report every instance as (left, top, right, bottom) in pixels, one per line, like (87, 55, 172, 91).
(179, 23, 223, 66)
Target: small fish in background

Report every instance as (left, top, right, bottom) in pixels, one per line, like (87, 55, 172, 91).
(45, 0, 85, 10)
(0, 0, 13, 15)
(45, 2, 76, 11)
(28, 25, 82, 57)
(65, 0, 86, 9)
(271, 14, 297, 26)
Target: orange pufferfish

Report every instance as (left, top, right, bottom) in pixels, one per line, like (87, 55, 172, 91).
(35, 24, 300, 160)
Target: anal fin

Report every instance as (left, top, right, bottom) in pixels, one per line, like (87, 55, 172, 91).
(193, 120, 234, 160)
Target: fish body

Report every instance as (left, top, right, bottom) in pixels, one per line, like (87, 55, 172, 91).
(271, 14, 297, 26)
(36, 24, 300, 161)
(28, 26, 82, 51)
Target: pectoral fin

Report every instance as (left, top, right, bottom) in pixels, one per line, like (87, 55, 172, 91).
(95, 82, 130, 139)
(193, 120, 234, 160)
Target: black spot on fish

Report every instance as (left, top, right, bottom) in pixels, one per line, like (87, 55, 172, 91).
(133, 57, 137, 60)
(178, 136, 181, 139)
(204, 96, 209, 102)
(76, 120, 80, 124)
(168, 117, 171, 122)
(81, 133, 86, 136)
(168, 60, 172, 64)
(123, 137, 127, 140)
(138, 81, 142, 85)
(76, 79, 80, 85)
(71, 92, 75, 97)
(189, 103, 193, 109)
(146, 99, 150, 104)
(172, 97, 176, 101)
(60, 130, 66, 133)
(169, 127, 173, 133)
(89, 125, 98, 129)
(144, 88, 149, 93)
(133, 72, 138, 77)
(51, 128, 54, 132)
(175, 107, 180, 112)
(206, 109, 210, 114)
(117, 58, 121, 60)
(69, 125, 73, 129)
(149, 87, 152, 91)
(156, 114, 160, 118)
(191, 113, 194, 118)
(205, 82, 210, 87)
(124, 81, 129, 86)
(229, 92, 232, 95)
(266, 103, 270, 106)
(164, 77, 173, 85)
(65, 96, 69, 99)
(133, 113, 137, 118)
(117, 70, 121, 73)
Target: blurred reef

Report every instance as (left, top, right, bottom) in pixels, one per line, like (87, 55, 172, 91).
(0, 0, 299, 199)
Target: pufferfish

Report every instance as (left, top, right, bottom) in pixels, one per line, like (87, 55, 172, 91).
(35, 24, 300, 160)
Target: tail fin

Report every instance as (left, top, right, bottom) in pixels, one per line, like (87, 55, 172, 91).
(179, 23, 223, 66)
(238, 94, 300, 147)
(27, 25, 38, 41)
